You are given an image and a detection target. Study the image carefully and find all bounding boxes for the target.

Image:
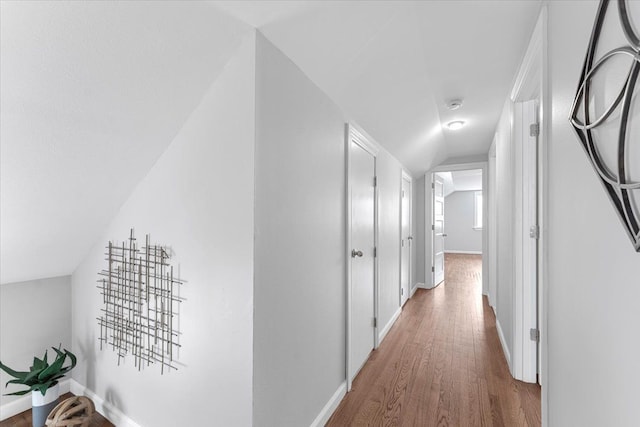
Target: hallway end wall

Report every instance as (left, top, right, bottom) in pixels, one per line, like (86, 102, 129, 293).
(444, 191, 483, 253)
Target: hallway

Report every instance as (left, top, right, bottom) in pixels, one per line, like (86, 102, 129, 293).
(327, 254, 541, 426)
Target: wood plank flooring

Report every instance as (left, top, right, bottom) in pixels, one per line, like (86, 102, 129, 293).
(327, 253, 541, 427)
(0, 393, 113, 427)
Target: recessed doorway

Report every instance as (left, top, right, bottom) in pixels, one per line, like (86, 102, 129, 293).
(429, 167, 485, 291)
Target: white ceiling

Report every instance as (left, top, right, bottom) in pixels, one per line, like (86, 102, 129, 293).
(1, 1, 540, 284)
(437, 169, 482, 197)
(217, 0, 542, 175)
(0, 1, 251, 284)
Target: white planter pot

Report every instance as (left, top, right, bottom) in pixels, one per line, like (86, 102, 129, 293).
(32, 383, 60, 427)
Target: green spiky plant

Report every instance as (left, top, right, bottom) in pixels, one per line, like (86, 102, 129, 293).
(0, 346, 76, 396)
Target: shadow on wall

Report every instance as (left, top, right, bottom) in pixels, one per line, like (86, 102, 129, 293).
(103, 387, 124, 421)
(77, 332, 96, 391)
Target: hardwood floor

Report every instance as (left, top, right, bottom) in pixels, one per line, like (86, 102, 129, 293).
(0, 393, 113, 427)
(327, 253, 540, 427)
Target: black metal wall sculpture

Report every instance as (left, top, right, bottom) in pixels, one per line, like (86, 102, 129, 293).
(570, 0, 640, 252)
(97, 229, 184, 373)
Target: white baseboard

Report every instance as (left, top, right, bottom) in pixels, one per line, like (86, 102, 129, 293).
(0, 379, 71, 421)
(309, 381, 346, 427)
(417, 282, 428, 289)
(495, 319, 512, 371)
(445, 250, 483, 255)
(378, 307, 402, 344)
(70, 379, 141, 427)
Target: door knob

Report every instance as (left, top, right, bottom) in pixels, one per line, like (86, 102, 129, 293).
(442, 234, 448, 237)
(351, 249, 363, 258)
(407, 236, 413, 240)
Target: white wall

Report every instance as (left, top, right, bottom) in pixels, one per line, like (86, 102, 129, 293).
(71, 34, 256, 427)
(444, 191, 482, 253)
(488, 142, 498, 308)
(0, 276, 71, 410)
(412, 176, 425, 288)
(253, 32, 406, 427)
(253, 33, 346, 427)
(547, 2, 640, 425)
(377, 150, 403, 334)
(495, 101, 514, 362)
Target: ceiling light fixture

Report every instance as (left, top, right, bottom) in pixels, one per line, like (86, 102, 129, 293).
(446, 99, 463, 110)
(446, 120, 465, 130)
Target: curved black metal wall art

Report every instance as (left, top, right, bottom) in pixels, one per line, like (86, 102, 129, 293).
(570, 0, 640, 252)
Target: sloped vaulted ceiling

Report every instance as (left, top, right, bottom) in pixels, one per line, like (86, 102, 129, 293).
(0, 1, 252, 284)
(218, 0, 542, 174)
(1, 0, 541, 284)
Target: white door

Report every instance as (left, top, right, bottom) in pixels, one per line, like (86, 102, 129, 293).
(432, 174, 445, 286)
(514, 99, 538, 383)
(400, 175, 411, 306)
(350, 140, 376, 382)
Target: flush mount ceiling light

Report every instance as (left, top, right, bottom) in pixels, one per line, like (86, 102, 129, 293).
(446, 120, 465, 130)
(446, 99, 463, 110)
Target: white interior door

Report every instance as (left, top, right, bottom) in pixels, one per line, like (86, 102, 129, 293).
(400, 175, 412, 306)
(514, 99, 538, 383)
(432, 174, 445, 286)
(350, 140, 376, 382)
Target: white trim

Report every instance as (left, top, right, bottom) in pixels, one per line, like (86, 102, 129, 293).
(70, 380, 141, 427)
(430, 161, 487, 173)
(378, 307, 402, 344)
(345, 124, 352, 392)
(510, 8, 543, 102)
(400, 171, 412, 306)
(424, 173, 430, 289)
(345, 123, 379, 391)
(509, 6, 545, 389)
(0, 379, 70, 421)
(444, 250, 483, 255)
(309, 381, 347, 427)
(539, 6, 549, 426)
(348, 125, 379, 157)
(495, 319, 512, 371)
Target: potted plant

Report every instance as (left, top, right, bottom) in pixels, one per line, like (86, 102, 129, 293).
(0, 346, 76, 427)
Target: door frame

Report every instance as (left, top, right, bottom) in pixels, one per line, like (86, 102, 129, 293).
(431, 172, 446, 287)
(509, 6, 546, 395)
(345, 123, 379, 391)
(426, 162, 488, 292)
(400, 170, 413, 305)
(488, 141, 498, 310)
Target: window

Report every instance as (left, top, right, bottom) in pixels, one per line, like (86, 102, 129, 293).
(474, 191, 483, 229)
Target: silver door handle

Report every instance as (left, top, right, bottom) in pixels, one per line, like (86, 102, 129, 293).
(407, 236, 413, 240)
(351, 249, 363, 258)
(442, 234, 448, 237)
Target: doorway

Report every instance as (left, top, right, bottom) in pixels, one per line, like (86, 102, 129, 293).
(345, 124, 378, 391)
(400, 172, 412, 306)
(429, 167, 486, 291)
